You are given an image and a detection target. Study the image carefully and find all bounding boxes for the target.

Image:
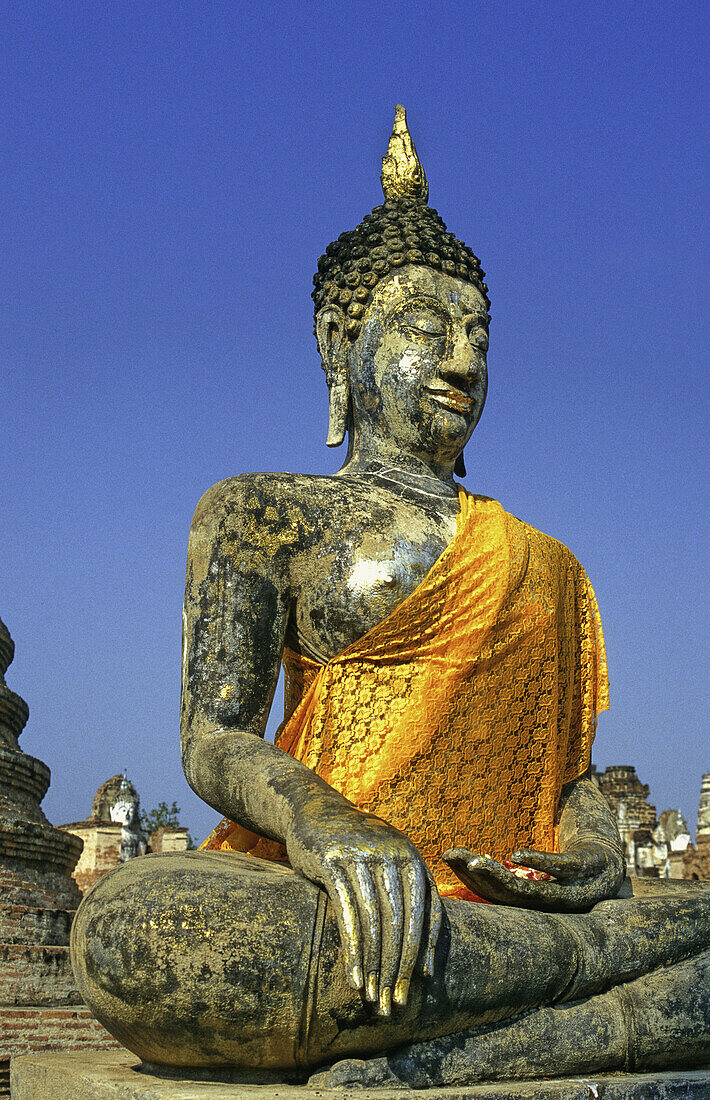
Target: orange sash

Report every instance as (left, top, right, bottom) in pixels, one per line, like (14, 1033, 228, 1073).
(201, 490, 608, 900)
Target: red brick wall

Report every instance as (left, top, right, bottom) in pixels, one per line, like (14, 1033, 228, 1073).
(1, 1006, 120, 1098)
(62, 823, 123, 896)
(684, 836, 710, 880)
(0, 866, 80, 910)
(0, 944, 81, 1006)
(0, 904, 72, 946)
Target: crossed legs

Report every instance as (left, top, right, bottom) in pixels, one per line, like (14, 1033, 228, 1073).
(70, 850, 710, 1077)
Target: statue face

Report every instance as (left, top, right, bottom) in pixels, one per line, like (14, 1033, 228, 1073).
(110, 799, 132, 826)
(110, 798, 137, 828)
(347, 265, 488, 465)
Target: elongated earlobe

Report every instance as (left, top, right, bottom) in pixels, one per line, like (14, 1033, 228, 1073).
(326, 377, 350, 447)
(454, 453, 467, 478)
(316, 304, 350, 449)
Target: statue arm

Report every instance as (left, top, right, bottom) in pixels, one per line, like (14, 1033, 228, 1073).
(180, 478, 355, 841)
(180, 478, 441, 1013)
(180, 477, 293, 829)
(443, 767, 626, 911)
(556, 768, 626, 866)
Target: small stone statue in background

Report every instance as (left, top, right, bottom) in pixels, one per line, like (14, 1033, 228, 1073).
(71, 107, 710, 1088)
(92, 773, 147, 862)
(112, 796, 146, 864)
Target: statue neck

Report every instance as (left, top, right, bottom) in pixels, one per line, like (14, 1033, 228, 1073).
(337, 428, 459, 501)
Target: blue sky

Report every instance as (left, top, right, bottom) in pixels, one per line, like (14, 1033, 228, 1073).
(2, 1, 708, 841)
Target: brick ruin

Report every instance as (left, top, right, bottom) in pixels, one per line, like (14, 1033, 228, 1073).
(0, 618, 118, 1097)
(591, 765, 657, 831)
(684, 773, 710, 880)
(592, 764, 709, 880)
(59, 774, 147, 896)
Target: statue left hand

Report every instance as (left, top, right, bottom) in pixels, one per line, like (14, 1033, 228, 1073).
(442, 841, 625, 911)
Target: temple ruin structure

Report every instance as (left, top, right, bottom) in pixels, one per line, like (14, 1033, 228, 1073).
(60, 774, 147, 895)
(61, 775, 189, 895)
(0, 618, 117, 1097)
(683, 773, 710, 880)
(592, 764, 702, 880)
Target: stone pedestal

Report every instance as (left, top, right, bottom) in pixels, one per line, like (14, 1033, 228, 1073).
(10, 1051, 710, 1100)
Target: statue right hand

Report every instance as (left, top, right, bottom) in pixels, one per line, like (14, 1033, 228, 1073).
(285, 801, 442, 1016)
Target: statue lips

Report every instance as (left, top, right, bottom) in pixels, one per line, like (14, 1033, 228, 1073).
(425, 385, 474, 415)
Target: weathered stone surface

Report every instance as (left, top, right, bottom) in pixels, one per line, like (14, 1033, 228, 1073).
(10, 1051, 710, 1100)
(70, 849, 710, 1078)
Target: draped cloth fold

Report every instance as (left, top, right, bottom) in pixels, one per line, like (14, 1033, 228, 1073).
(201, 489, 608, 901)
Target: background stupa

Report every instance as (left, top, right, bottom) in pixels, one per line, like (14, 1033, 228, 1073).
(0, 618, 117, 1096)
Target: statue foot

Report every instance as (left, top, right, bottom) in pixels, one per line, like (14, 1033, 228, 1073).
(308, 1057, 405, 1090)
(309, 950, 710, 1089)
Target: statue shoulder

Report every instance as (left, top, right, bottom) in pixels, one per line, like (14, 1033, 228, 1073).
(188, 472, 335, 559)
(503, 510, 586, 577)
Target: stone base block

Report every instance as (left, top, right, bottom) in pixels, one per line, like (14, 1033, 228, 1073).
(11, 1051, 710, 1100)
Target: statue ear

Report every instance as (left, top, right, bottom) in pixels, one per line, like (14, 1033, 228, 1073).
(316, 305, 350, 448)
(454, 452, 467, 478)
(315, 304, 346, 365)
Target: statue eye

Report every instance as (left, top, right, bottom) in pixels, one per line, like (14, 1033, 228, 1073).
(468, 325, 489, 351)
(402, 311, 446, 338)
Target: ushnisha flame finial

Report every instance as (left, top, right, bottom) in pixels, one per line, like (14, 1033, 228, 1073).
(313, 107, 488, 344)
(381, 105, 429, 204)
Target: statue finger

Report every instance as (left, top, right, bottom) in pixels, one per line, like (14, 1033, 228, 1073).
(550, 871, 626, 910)
(445, 849, 607, 911)
(346, 860, 381, 1003)
(373, 860, 403, 1016)
(464, 864, 536, 904)
(509, 847, 591, 882)
(326, 864, 364, 990)
(443, 849, 507, 883)
(442, 846, 483, 867)
(526, 879, 594, 912)
(394, 860, 426, 1006)
(423, 872, 443, 978)
(563, 843, 616, 879)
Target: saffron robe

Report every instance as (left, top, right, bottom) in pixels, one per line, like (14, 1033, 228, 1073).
(201, 489, 609, 900)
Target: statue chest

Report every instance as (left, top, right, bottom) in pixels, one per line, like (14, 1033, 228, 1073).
(290, 523, 454, 663)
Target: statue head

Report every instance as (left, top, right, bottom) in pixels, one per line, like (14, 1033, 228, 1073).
(93, 773, 140, 827)
(313, 107, 490, 476)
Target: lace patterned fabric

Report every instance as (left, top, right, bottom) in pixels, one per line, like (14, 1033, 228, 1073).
(201, 490, 608, 901)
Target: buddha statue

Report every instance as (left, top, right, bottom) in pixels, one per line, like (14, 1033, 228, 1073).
(71, 107, 710, 1088)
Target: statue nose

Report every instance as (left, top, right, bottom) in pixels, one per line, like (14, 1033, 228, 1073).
(442, 333, 482, 385)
